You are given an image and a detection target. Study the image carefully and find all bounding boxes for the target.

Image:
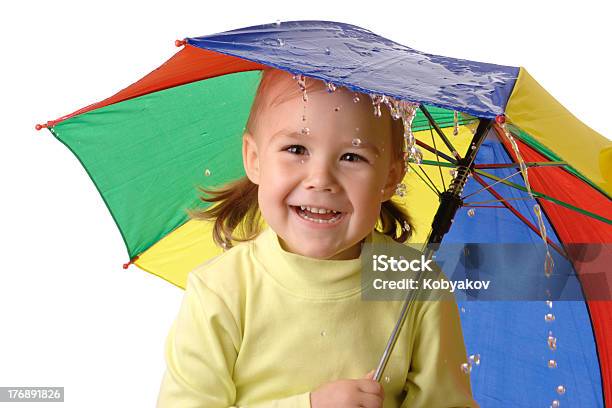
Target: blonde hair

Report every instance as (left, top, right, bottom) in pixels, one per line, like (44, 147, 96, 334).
(187, 68, 414, 249)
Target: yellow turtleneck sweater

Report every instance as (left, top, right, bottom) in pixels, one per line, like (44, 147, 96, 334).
(157, 227, 477, 407)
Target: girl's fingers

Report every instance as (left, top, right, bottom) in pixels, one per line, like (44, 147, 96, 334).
(357, 378, 383, 395)
(359, 391, 384, 408)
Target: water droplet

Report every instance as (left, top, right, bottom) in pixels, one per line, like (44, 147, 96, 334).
(460, 307, 466, 313)
(295, 74, 308, 102)
(302, 115, 307, 122)
(449, 169, 458, 178)
(556, 385, 566, 395)
(334, 106, 341, 112)
(326, 81, 337, 93)
(320, 330, 327, 337)
(325, 47, 331, 55)
(380, 189, 385, 195)
(204, 169, 211, 176)
(353, 93, 360, 103)
(551, 400, 560, 408)
(275, 19, 281, 26)
(221, 242, 228, 250)
(469, 354, 480, 365)
(403, 221, 411, 232)
(395, 183, 407, 197)
(301, 127, 310, 136)
(352, 138, 362, 147)
(300, 159, 305, 164)
(460, 362, 472, 374)
(548, 359, 557, 368)
(384, 375, 391, 383)
(545, 313, 555, 322)
(355, 127, 360, 132)
(277, 38, 285, 46)
(548, 335, 557, 351)
(467, 208, 475, 217)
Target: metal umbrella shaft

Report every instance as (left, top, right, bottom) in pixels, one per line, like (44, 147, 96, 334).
(373, 117, 493, 382)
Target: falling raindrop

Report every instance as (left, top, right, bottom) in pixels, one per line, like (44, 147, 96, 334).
(450, 169, 458, 178)
(460, 307, 466, 313)
(326, 81, 337, 93)
(395, 183, 407, 197)
(556, 385, 566, 395)
(301, 127, 310, 136)
(467, 208, 475, 217)
(275, 19, 281, 26)
(352, 138, 362, 147)
(548, 334, 557, 351)
(353, 93, 360, 103)
(370, 94, 386, 118)
(551, 400, 560, 408)
(545, 313, 556, 322)
(325, 47, 331, 55)
(548, 359, 557, 368)
(460, 363, 472, 374)
(320, 330, 327, 337)
(469, 354, 481, 365)
(546, 300, 553, 309)
(453, 111, 459, 136)
(384, 375, 391, 383)
(409, 145, 423, 164)
(296, 74, 308, 102)
(204, 169, 211, 176)
(403, 221, 411, 232)
(277, 38, 285, 46)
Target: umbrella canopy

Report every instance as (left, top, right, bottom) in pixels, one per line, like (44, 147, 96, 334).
(39, 20, 611, 407)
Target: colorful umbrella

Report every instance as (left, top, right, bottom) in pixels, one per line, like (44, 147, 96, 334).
(38, 20, 611, 407)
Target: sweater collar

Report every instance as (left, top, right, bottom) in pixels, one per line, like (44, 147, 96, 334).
(252, 227, 382, 299)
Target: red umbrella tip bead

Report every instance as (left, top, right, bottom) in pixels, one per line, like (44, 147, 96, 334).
(122, 256, 140, 269)
(495, 115, 506, 125)
(175, 39, 186, 47)
(35, 123, 47, 131)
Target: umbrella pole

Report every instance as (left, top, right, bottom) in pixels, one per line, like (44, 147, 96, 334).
(373, 118, 493, 383)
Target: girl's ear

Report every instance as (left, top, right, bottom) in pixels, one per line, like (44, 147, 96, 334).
(381, 156, 407, 202)
(243, 132, 261, 185)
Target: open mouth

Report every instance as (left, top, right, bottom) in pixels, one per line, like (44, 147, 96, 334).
(290, 205, 344, 224)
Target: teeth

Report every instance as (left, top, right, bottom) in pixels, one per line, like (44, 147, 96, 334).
(297, 210, 343, 224)
(298, 205, 338, 214)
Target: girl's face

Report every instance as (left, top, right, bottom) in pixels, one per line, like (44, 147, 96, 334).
(243, 76, 404, 260)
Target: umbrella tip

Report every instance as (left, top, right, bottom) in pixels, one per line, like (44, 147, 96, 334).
(122, 255, 140, 269)
(175, 39, 187, 47)
(35, 121, 52, 131)
(495, 115, 506, 125)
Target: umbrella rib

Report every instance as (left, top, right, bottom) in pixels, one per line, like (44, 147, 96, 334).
(471, 173, 567, 258)
(474, 161, 567, 169)
(475, 169, 612, 225)
(429, 126, 446, 191)
(462, 170, 522, 200)
(418, 104, 462, 160)
(406, 162, 440, 197)
(415, 140, 457, 164)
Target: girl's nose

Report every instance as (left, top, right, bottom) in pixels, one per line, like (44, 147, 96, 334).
(302, 162, 339, 193)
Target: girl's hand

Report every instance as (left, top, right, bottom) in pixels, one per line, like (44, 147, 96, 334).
(310, 369, 385, 408)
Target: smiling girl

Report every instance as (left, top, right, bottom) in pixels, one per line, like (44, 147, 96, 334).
(157, 68, 476, 408)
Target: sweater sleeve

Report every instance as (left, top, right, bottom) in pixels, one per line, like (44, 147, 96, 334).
(157, 272, 311, 408)
(400, 296, 479, 408)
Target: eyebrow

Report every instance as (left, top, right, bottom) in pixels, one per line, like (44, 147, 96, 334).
(272, 129, 381, 155)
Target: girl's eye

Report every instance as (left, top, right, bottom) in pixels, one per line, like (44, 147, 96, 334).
(285, 145, 307, 155)
(341, 153, 367, 163)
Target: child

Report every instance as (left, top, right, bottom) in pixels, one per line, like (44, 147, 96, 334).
(157, 68, 476, 408)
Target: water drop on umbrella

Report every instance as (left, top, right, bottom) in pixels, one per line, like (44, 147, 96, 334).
(353, 93, 360, 103)
(467, 208, 475, 217)
(460, 363, 472, 374)
(204, 169, 211, 176)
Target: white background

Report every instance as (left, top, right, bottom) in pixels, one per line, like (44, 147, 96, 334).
(2, 1, 611, 407)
